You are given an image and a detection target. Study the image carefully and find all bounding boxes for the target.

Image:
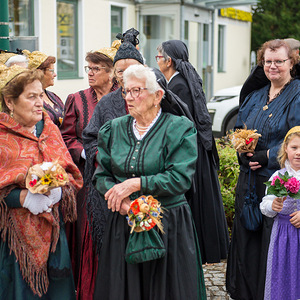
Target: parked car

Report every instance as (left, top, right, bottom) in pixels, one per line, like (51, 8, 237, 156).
(207, 85, 242, 137)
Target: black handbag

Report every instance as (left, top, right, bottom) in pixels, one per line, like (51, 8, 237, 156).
(240, 168, 263, 231)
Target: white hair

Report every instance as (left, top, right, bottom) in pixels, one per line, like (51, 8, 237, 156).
(5, 55, 28, 68)
(123, 64, 164, 95)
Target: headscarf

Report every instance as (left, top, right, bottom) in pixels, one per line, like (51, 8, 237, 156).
(0, 51, 17, 64)
(284, 126, 300, 142)
(96, 40, 121, 62)
(162, 40, 212, 150)
(113, 28, 144, 65)
(152, 67, 194, 122)
(22, 49, 48, 69)
(0, 64, 27, 94)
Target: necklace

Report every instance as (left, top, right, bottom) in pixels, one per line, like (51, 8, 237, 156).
(267, 79, 292, 105)
(133, 109, 162, 135)
(135, 123, 150, 132)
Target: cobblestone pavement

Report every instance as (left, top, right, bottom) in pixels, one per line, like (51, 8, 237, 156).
(203, 260, 233, 299)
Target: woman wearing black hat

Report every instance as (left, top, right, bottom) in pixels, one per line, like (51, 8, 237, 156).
(82, 27, 144, 285)
(156, 40, 229, 264)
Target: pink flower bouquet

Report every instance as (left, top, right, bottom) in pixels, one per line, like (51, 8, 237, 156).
(265, 171, 300, 199)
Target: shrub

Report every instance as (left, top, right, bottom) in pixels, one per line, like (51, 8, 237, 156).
(216, 137, 239, 235)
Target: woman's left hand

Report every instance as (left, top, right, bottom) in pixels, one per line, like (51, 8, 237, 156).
(289, 211, 300, 228)
(119, 197, 131, 215)
(105, 178, 140, 212)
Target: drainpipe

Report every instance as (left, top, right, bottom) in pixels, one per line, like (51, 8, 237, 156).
(0, 0, 10, 50)
(210, 9, 215, 100)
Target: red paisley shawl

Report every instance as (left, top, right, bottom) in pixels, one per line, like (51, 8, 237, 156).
(0, 112, 83, 297)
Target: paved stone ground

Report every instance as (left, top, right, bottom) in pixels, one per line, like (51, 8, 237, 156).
(203, 260, 233, 299)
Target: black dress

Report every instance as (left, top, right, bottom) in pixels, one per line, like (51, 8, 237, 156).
(169, 73, 229, 263)
(226, 80, 300, 299)
(92, 114, 206, 299)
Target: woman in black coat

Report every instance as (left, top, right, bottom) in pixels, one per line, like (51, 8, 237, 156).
(156, 40, 229, 264)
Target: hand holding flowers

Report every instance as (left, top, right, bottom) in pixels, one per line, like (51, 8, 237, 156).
(26, 161, 69, 194)
(271, 196, 285, 212)
(229, 125, 262, 153)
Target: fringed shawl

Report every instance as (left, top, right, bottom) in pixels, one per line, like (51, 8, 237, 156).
(0, 112, 83, 297)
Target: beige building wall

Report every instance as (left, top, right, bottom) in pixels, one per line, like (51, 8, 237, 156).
(39, 0, 136, 102)
(213, 6, 252, 94)
(35, 1, 252, 100)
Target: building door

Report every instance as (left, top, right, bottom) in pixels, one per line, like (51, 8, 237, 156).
(138, 3, 212, 99)
(182, 7, 212, 100)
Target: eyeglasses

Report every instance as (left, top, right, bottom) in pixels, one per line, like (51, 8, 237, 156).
(155, 55, 164, 62)
(84, 66, 106, 74)
(263, 58, 290, 67)
(124, 87, 148, 98)
(115, 69, 124, 78)
(46, 69, 55, 73)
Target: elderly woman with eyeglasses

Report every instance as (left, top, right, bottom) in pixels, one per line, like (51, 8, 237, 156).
(59, 42, 119, 292)
(23, 50, 64, 127)
(226, 39, 300, 300)
(92, 64, 206, 299)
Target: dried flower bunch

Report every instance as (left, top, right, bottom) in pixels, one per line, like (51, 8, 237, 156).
(127, 195, 164, 233)
(229, 126, 261, 153)
(26, 161, 69, 194)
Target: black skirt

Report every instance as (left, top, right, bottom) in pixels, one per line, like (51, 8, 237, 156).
(226, 170, 273, 300)
(187, 140, 230, 263)
(93, 202, 206, 300)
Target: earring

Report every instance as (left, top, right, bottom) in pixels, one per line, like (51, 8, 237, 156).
(10, 110, 13, 118)
(155, 104, 157, 108)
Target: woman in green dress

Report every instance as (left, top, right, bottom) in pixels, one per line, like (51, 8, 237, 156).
(92, 65, 206, 299)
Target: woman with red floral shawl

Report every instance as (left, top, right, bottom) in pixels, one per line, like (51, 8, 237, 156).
(0, 65, 83, 299)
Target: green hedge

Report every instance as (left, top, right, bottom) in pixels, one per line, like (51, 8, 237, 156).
(216, 137, 239, 234)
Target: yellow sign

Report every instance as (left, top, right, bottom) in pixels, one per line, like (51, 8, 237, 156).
(219, 8, 252, 22)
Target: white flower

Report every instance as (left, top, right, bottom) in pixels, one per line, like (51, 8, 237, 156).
(40, 162, 56, 171)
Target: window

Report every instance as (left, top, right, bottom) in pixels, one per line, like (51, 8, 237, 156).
(57, 0, 78, 79)
(218, 24, 225, 72)
(8, 0, 36, 51)
(140, 14, 174, 68)
(111, 6, 123, 43)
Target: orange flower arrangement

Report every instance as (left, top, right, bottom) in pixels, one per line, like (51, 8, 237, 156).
(127, 195, 164, 233)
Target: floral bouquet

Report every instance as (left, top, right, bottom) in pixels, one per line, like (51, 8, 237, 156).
(265, 171, 300, 199)
(228, 125, 262, 153)
(126, 195, 164, 234)
(25, 161, 69, 194)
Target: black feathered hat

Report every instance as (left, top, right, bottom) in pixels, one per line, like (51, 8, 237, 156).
(113, 28, 144, 65)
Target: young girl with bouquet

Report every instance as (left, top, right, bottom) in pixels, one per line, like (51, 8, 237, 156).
(260, 126, 300, 300)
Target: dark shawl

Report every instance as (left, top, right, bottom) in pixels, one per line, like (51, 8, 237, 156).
(82, 88, 128, 253)
(162, 40, 212, 151)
